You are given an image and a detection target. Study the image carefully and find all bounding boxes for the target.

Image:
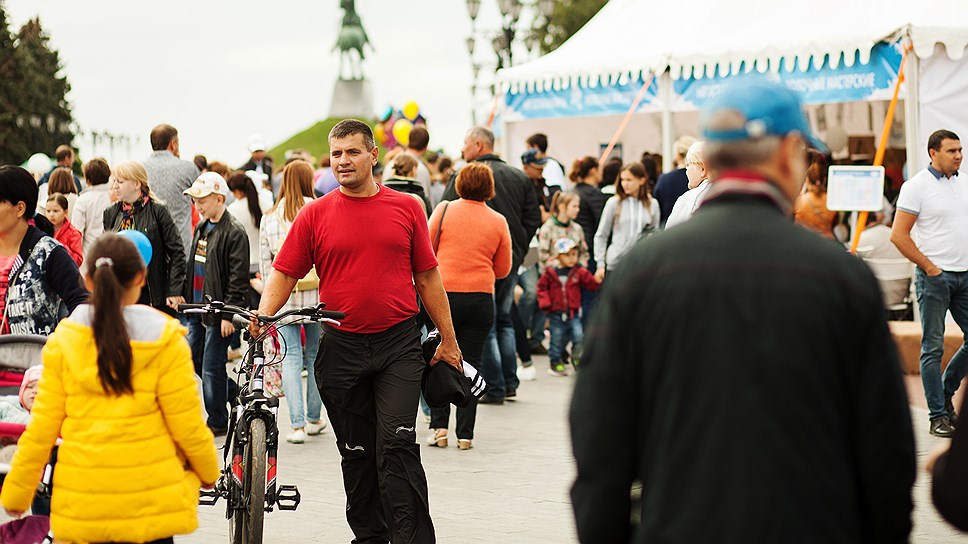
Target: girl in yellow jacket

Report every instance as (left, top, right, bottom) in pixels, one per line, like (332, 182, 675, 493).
(0, 233, 220, 544)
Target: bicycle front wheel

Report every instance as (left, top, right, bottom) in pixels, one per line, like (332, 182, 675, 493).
(229, 418, 267, 544)
(244, 418, 267, 544)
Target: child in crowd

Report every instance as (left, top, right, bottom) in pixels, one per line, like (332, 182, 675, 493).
(536, 238, 601, 377)
(0, 365, 41, 425)
(537, 192, 589, 268)
(183, 172, 250, 436)
(0, 234, 219, 544)
(45, 193, 83, 266)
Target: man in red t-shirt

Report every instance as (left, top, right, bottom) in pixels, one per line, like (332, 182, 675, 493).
(256, 119, 460, 543)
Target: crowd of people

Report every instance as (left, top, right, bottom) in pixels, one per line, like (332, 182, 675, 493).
(0, 74, 966, 542)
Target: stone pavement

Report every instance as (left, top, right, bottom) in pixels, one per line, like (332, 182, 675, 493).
(172, 358, 968, 543)
(0, 356, 964, 542)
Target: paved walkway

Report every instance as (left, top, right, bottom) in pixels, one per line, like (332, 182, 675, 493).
(175, 358, 968, 543)
(1, 356, 964, 542)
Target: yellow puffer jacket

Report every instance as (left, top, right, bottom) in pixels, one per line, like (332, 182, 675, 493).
(0, 305, 220, 543)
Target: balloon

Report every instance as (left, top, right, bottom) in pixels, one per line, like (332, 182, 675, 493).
(380, 105, 394, 122)
(374, 124, 386, 145)
(402, 101, 420, 121)
(392, 119, 413, 147)
(117, 229, 153, 266)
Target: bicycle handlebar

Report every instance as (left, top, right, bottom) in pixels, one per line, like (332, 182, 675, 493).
(177, 301, 345, 325)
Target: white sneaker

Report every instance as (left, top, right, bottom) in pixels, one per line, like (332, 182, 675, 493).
(305, 421, 327, 435)
(517, 364, 537, 381)
(286, 429, 307, 444)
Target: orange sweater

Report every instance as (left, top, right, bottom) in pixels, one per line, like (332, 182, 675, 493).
(429, 199, 512, 294)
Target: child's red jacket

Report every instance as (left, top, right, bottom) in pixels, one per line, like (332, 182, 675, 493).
(53, 219, 83, 266)
(536, 265, 600, 317)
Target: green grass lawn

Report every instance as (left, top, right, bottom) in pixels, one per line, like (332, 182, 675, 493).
(267, 118, 381, 166)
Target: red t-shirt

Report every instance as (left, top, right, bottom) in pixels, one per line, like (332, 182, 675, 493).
(273, 185, 438, 333)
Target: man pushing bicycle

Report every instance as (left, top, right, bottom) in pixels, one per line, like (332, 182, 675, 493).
(254, 119, 461, 544)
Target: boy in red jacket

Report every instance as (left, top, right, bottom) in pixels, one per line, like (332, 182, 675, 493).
(537, 238, 601, 376)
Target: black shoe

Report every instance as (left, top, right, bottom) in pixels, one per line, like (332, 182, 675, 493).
(478, 394, 505, 405)
(930, 416, 956, 438)
(530, 344, 548, 355)
(946, 397, 959, 425)
(505, 388, 517, 400)
(209, 426, 228, 438)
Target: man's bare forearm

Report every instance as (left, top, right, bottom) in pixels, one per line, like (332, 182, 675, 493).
(258, 268, 299, 316)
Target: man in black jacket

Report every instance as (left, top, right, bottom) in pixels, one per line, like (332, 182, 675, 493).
(570, 78, 916, 543)
(442, 127, 541, 402)
(183, 172, 250, 435)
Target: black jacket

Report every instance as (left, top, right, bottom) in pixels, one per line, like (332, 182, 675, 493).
(573, 183, 607, 264)
(571, 187, 915, 543)
(183, 211, 250, 320)
(384, 177, 432, 217)
(442, 154, 541, 270)
(103, 200, 187, 309)
(932, 390, 968, 531)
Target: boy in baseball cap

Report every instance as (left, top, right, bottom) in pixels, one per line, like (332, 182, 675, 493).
(536, 238, 601, 376)
(183, 171, 250, 435)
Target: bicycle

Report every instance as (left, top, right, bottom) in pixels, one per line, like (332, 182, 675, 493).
(178, 300, 344, 544)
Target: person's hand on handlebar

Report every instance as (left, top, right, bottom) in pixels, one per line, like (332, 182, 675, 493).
(430, 335, 462, 372)
(248, 309, 267, 338)
(221, 319, 234, 338)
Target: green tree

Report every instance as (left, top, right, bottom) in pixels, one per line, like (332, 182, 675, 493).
(532, 0, 609, 55)
(0, 11, 74, 165)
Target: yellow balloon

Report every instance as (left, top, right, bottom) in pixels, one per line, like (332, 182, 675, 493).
(374, 124, 386, 145)
(392, 119, 413, 147)
(403, 101, 420, 121)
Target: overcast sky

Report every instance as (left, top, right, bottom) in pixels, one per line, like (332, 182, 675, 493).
(6, 0, 538, 166)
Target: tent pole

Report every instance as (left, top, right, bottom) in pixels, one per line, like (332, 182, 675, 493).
(597, 70, 657, 165)
(903, 42, 921, 177)
(849, 45, 911, 255)
(661, 71, 674, 173)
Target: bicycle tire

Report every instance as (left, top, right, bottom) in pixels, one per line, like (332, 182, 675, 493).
(244, 418, 267, 544)
(229, 436, 244, 544)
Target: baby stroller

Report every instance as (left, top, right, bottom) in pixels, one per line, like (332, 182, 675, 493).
(0, 334, 54, 544)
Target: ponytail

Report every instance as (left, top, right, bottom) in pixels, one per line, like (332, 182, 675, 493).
(227, 171, 263, 228)
(569, 156, 599, 183)
(86, 234, 144, 396)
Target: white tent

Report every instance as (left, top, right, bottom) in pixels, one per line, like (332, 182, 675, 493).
(497, 0, 968, 176)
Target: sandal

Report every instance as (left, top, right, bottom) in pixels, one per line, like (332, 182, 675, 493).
(426, 429, 448, 448)
(457, 439, 472, 450)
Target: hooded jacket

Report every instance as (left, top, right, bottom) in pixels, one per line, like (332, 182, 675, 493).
(2, 225, 87, 336)
(0, 305, 220, 543)
(536, 265, 600, 317)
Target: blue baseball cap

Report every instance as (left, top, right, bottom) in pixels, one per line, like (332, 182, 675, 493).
(521, 148, 548, 167)
(701, 78, 827, 153)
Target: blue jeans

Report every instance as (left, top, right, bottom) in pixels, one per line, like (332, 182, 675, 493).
(548, 313, 584, 365)
(581, 259, 600, 330)
(279, 322, 322, 429)
(915, 268, 968, 420)
(482, 270, 520, 398)
(187, 317, 237, 430)
(517, 264, 544, 349)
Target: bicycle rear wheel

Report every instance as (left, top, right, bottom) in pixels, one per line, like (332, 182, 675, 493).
(228, 418, 267, 544)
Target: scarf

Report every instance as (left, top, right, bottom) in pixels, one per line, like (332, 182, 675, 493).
(119, 193, 150, 230)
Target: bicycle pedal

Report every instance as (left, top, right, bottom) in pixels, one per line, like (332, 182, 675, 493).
(276, 484, 300, 511)
(198, 488, 220, 506)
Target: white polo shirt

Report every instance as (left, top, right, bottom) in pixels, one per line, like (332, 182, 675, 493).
(896, 166, 968, 271)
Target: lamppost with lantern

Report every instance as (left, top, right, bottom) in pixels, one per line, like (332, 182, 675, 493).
(465, 0, 555, 124)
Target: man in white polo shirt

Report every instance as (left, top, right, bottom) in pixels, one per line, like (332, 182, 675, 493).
(892, 129, 966, 438)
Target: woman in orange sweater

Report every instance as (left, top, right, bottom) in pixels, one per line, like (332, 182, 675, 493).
(426, 163, 511, 450)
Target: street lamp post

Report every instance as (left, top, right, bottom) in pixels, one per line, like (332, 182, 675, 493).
(465, 0, 555, 123)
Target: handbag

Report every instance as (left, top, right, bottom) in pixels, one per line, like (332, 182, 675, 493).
(274, 210, 319, 292)
(261, 328, 285, 398)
